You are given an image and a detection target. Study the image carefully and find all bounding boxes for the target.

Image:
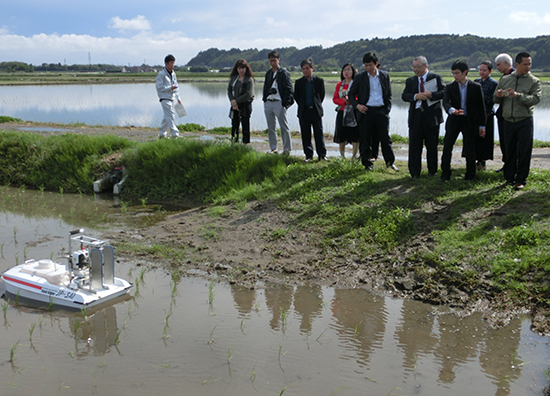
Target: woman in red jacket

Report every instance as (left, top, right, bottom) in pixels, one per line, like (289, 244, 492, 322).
(333, 63, 360, 159)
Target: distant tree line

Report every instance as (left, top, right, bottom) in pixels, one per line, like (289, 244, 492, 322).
(186, 34, 550, 72)
(0, 61, 34, 72)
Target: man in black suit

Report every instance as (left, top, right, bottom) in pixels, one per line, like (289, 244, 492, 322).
(349, 52, 398, 171)
(294, 58, 327, 161)
(440, 60, 486, 181)
(402, 56, 445, 178)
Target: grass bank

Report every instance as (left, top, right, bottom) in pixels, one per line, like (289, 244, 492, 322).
(1, 130, 550, 331)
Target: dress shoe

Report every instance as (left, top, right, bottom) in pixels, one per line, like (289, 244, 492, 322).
(281, 151, 290, 156)
(318, 156, 330, 162)
(387, 164, 399, 172)
(428, 173, 437, 177)
(267, 149, 278, 154)
(514, 183, 525, 190)
(495, 167, 504, 173)
(365, 165, 373, 171)
(304, 157, 313, 162)
(439, 176, 449, 182)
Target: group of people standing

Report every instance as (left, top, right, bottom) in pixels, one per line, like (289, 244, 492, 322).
(156, 49, 542, 189)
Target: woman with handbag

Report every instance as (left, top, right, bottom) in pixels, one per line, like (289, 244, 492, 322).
(227, 59, 255, 143)
(333, 63, 360, 159)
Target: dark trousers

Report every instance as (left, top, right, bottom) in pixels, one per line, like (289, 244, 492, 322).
(503, 117, 533, 185)
(408, 109, 440, 177)
(358, 107, 395, 168)
(231, 108, 251, 143)
(496, 111, 507, 163)
(441, 117, 476, 179)
(299, 107, 326, 159)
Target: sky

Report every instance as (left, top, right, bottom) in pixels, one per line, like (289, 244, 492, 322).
(1, 0, 549, 66)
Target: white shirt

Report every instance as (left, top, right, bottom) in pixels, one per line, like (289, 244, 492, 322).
(366, 69, 384, 107)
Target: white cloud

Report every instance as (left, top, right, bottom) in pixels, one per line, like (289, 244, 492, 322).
(0, 26, 8, 35)
(109, 15, 151, 31)
(508, 11, 550, 26)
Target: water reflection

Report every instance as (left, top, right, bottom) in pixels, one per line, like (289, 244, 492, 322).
(1, 188, 550, 396)
(2, 82, 550, 141)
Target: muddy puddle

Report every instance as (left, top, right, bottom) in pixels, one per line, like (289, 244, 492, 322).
(1, 187, 549, 396)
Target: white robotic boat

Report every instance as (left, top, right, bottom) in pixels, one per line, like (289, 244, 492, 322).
(1, 229, 132, 309)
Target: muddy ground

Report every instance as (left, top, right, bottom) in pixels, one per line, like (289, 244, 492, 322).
(4, 121, 550, 335)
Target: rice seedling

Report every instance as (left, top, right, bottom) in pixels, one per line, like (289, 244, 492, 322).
(48, 297, 54, 311)
(208, 280, 215, 305)
(139, 197, 148, 207)
(278, 344, 287, 369)
(15, 291, 20, 305)
(14, 253, 19, 266)
(279, 307, 288, 328)
(120, 200, 129, 214)
(171, 268, 180, 283)
(23, 246, 28, 261)
(9, 339, 20, 362)
(250, 364, 257, 383)
(162, 310, 172, 339)
(80, 306, 87, 319)
(202, 376, 221, 385)
(354, 320, 362, 335)
(240, 314, 249, 331)
(498, 375, 510, 388)
(69, 351, 75, 359)
(365, 376, 379, 383)
(227, 341, 233, 364)
(387, 387, 405, 395)
(114, 330, 122, 345)
(331, 387, 351, 395)
(207, 325, 217, 344)
(1, 241, 4, 258)
(74, 320, 82, 334)
(28, 322, 36, 340)
(2, 299, 9, 319)
(139, 266, 147, 282)
(316, 328, 328, 343)
(13, 226, 17, 243)
(56, 382, 69, 396)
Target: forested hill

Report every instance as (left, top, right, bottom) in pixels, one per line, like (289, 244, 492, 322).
(186, 34, 550, 72)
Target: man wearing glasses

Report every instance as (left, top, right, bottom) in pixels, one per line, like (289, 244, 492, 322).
(402, 56, 446, 178)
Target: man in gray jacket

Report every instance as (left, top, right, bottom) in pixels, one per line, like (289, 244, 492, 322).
(494, 52, 541, 190)
(156, 54, 182, 139)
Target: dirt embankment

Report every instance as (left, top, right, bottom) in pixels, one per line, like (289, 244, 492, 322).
(5, 121, 550, 335)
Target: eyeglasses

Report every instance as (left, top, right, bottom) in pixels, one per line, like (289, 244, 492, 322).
(412, 65, 425, 69)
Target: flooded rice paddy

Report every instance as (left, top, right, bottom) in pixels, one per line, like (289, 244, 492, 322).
(1, 187, 550, 396)
(1, 82, 550, 141)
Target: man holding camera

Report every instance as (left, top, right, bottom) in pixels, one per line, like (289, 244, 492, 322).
(494, 52, 541, 190)
(262, 50, 294, 155)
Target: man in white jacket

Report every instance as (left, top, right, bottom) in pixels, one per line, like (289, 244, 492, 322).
(156, 54, 181, 139)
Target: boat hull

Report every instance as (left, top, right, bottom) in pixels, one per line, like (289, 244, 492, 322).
(2, 264, 132, 309)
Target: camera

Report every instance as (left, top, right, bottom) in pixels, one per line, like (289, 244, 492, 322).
(500, 89, 509, 97)
(339, 89, 349, 98)
(269, 87, 277, 95)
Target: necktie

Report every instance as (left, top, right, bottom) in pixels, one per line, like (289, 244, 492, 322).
(420, 77, 424, 92)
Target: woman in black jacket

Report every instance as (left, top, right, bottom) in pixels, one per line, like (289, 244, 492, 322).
(227, 59, 255, 143)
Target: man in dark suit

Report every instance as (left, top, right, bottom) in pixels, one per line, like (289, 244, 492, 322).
(294, 58, 327, 161)
(402, 56, 445, 178)
(440, 60, 486, 181)
(349, 52, 398, 171)
(262, 50, 294, 155)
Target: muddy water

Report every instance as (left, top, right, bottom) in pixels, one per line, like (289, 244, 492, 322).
(1, 187, 550, 396)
